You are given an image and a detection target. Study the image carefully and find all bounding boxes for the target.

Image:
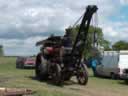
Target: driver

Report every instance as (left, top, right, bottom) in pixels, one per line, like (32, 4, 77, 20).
(60, 30, 72, 62)
(62, 30, 72, 47)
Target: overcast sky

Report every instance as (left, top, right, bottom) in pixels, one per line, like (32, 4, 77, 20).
(0, 0, 128, 56)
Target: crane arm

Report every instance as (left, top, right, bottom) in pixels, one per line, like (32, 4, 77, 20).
(71, 5, 98, 65)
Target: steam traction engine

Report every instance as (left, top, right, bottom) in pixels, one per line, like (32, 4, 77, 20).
(35, 5, 98, 85)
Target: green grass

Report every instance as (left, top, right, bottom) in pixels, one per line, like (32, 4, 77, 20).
(0, 56, 128, 96)
(0, 57, 77, 96)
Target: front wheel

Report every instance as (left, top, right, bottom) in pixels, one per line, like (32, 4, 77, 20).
(52, 64, 62, 85)
(77, 64, 88, 85)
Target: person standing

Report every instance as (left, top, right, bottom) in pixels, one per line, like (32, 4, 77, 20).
(91, 58, 98, 76)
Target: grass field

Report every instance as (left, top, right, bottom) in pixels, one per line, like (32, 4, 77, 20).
(0, 56, 128, 96)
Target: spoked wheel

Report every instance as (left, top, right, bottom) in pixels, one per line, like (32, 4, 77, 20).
(52, 64, 62, 85)
(35, 53, 48, 80)
(77, 64, 88, 85)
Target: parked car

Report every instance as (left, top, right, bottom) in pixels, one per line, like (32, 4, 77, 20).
(96, 51, 128, 79)
(16, 56, 35, 69)
(16, 56, 25, 68)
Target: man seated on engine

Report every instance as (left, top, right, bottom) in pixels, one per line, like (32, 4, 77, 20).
(62, 29, 72, 47)
(60, 30, 72, 61)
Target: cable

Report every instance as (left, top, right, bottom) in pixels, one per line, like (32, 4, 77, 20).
(69, 8, 99, 48)
(92, 11, 98, 47)
(72, 12, 85, 28)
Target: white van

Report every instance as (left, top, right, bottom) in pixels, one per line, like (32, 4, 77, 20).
(96, 51, 128, 79)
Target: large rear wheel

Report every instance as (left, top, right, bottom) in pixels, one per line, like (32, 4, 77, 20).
(35, 53, 48, 80)
(77, 64, 88, 85)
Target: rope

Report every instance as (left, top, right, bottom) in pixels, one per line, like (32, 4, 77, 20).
(68, 8, 99, 48)
(72, 12, 85, 28)
(93, 12, 98, 47)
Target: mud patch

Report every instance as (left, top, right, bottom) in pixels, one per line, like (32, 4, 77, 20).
(0, 75, 13, 83)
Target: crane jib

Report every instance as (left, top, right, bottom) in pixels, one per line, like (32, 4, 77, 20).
(70, 5, 98, 65)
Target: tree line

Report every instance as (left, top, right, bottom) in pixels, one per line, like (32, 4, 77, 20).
(0, 45, 4, 56)
(66, 25, 128, 51)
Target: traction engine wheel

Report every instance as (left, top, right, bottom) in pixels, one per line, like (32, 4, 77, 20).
(35, 53, 48, 80)
(52, 64, 62, 85)
(77, 64, 88, 85)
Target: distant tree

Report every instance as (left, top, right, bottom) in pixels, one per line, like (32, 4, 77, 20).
(0, 45, 4, 56)
(66, 25, 104, 48)
(66, 25, 110, 58)
(102, 39, 111, 50)
(112, 40, 128, 51)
